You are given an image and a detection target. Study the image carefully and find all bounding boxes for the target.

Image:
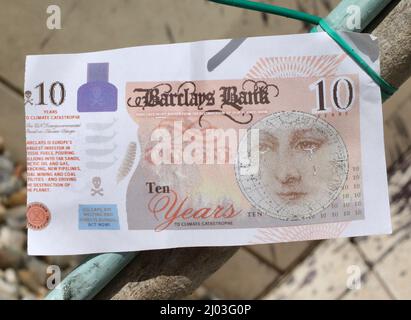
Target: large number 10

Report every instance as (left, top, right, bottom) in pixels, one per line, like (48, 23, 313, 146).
(34, 82, 66, 106)
(311, 77, 354, 113)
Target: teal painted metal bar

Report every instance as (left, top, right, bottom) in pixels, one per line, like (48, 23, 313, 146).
(311, 0, 393, 33)
(44, 0, 395, 300)
(45, 252, 136, 300)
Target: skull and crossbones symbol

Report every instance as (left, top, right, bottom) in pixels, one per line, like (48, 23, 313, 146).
(91, 176, 104, 196)
(24, 91, 33, 106)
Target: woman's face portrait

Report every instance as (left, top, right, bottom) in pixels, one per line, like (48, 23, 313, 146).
(236, 111, 348, 221)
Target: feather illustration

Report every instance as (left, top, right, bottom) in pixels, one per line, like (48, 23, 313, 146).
(117, 142, 137, 183)
(85, 132, 116, 144)
(86, 118, 117, 131)
(85, 144, 117, 157)
(86, 157, 117, 170)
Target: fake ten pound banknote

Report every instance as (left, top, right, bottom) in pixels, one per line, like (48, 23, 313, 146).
(24, 32, 391, 255)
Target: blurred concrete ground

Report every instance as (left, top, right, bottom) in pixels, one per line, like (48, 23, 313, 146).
(0, 0, 410, 299)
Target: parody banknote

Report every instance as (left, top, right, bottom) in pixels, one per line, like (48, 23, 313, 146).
(24, 32, 391, 255)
